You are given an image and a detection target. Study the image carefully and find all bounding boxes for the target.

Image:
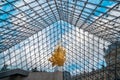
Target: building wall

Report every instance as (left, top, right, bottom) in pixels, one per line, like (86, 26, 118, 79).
(0, 71, 63, 80)
(23, 71, 63, 80)
(104, 48, 120, 67)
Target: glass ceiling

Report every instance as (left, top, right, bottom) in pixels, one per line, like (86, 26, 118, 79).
(0, 0, 120, 77)
(0, 0, 120, 53)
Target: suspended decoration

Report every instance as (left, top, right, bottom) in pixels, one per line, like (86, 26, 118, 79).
(48, 45, 66, 67)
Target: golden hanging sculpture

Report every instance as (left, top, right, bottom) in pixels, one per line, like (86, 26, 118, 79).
(48, 45, 66, 67)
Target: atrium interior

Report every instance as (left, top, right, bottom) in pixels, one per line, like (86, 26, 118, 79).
(0, 0, 120, 80)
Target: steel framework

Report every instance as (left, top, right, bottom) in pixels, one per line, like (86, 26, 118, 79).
(0, 0, 120, 80)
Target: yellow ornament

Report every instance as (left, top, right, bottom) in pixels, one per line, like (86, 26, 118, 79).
(48, 45, 66, 67)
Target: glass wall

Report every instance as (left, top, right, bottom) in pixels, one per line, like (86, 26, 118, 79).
(0, 21, 110, 76)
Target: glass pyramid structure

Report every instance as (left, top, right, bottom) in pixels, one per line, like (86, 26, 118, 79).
(0, 0, 120, 80)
